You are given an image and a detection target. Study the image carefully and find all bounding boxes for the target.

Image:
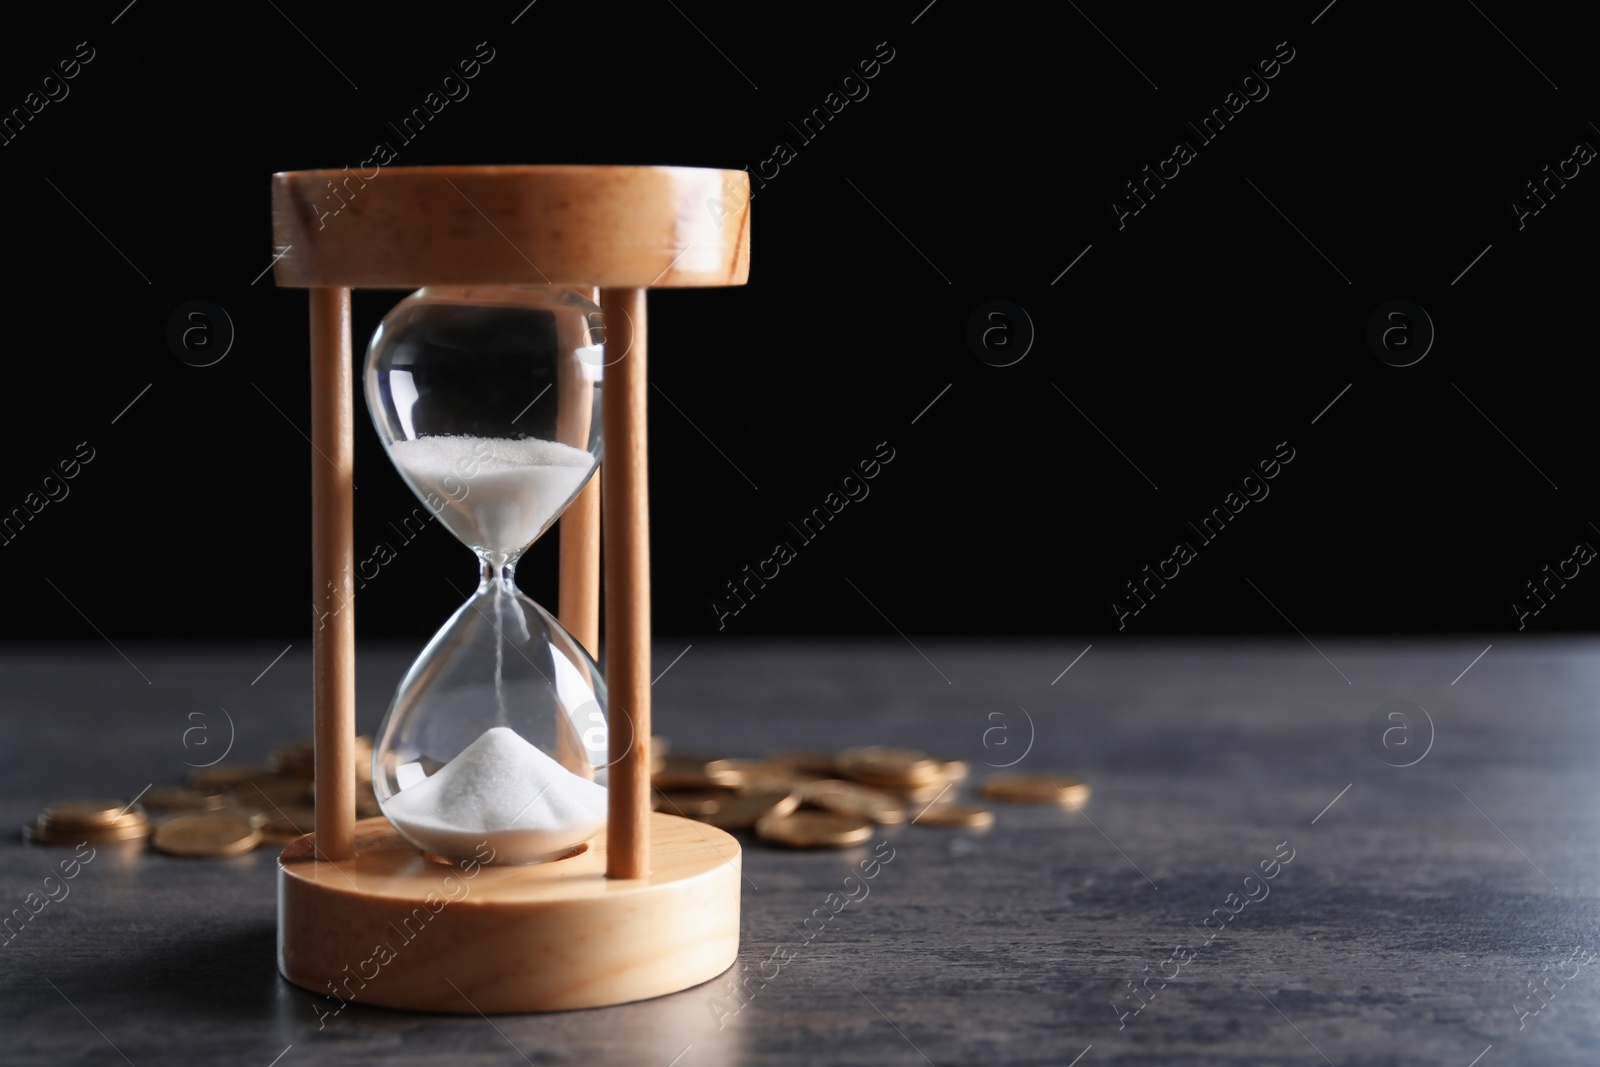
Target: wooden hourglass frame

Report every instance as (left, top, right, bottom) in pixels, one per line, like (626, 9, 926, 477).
(268, 166, 749, 1013)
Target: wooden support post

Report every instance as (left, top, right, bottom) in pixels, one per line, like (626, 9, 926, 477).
(559, 476, 601, 657)
(557, 294, 602, 659)
(310, 286, 356, 861)
(601, 287, 649, 880)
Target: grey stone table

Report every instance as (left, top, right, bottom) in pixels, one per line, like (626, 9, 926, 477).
(2, 638, 1598, 1066)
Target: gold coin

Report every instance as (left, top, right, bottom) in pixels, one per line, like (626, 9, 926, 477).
(225, 799, 267, 822)
(219, 807, 270, 830)
(39, 809, 148, 838)
(652, 756, 720, 790)
(257, 812, 312, 847)
(800, 780, 906, 825)
(737, 769, 817, 795)
(188, 763, 271, 790)
(979, 774, 1091, 808)
(877, 778, 954, 805)
(836, 745, 942, 787)
(153, 813, 262, 857)
(654, 789, 732, 817)
(705, 758, 797, 789)
(25, 817, 151, 845)
(700, 789, 799, 830)
(97, 810, 153, 831)
(233, 776, 312, 808)
(865, 757, 966, 803)
(755, 809, 873, 849)
(267, 741, 316, 779)
(768, 749, 840, 776)
(261, 805, 317, 837)
(258, 827, 304, 848)
(141, 786, 225, 812)
(40, 799, 128, 829)
(703, 757, 755, 787)
(911, 802, 994, 829)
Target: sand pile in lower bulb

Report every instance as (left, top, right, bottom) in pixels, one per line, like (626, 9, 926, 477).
(384, 726, 606, 864)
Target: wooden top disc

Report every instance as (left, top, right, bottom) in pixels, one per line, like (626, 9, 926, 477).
(270, 165, 750, 289)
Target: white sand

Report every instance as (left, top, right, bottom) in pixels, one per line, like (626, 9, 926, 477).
(389, 435, 594, 556)
(384, 726, 607, 864)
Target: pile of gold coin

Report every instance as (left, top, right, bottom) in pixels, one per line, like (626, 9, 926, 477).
(22, 735, 380, 859)
(24, 799, 154, 845)
(27, 734, 1090, 858)
(651, 742, 1088, 849)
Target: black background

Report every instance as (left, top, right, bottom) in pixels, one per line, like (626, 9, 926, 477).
(2, 0, 1596, 643)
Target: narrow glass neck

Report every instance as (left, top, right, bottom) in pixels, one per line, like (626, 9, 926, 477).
(477, 555, 518, 591)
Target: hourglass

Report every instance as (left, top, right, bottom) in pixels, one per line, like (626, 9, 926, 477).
(268, 166, 749, 1012)
(365, 285, 608, 866)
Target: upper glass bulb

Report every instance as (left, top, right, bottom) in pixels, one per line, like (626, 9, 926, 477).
(365, 285, 604, 565)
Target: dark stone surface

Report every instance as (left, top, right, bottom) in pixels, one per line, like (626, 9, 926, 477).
(2, 638, 1598, 1065)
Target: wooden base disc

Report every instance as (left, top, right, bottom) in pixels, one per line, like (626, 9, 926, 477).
(278, 813, 741, 1013)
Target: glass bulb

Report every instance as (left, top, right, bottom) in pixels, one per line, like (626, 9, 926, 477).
(364, 285, 608, 865)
